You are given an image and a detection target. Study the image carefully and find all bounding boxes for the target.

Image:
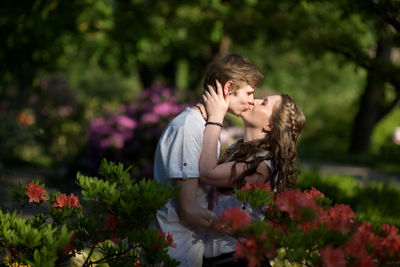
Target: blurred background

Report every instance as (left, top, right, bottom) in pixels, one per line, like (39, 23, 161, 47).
(0, 0, 399, 225)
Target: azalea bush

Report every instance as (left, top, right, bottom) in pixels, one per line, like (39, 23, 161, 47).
(3, 161, 400, 267)
(220, 182, 400, 267)
(297, 171, 400, 227)
(86, 86, 189, 178)
(0, 159, 179, 267)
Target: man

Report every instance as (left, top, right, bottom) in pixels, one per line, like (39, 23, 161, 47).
(153, 54, 264, 266)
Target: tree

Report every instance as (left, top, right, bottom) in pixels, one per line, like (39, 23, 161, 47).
(242, 0, 400, 154)
(0, 0, 82, 109)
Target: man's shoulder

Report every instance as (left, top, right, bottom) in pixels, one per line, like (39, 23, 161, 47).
(166, 108, 204, 132)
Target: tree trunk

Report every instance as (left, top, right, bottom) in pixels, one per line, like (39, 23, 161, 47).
(349, 38, 392, 154)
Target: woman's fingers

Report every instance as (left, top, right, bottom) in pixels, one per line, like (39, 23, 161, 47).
(204, 90, 212, 101)
(215, 80, 223, 97)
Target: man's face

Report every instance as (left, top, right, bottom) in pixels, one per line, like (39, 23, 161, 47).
(227, 84, 255, 116)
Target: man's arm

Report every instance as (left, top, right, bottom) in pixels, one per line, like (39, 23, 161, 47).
(173, 178, 218, 230)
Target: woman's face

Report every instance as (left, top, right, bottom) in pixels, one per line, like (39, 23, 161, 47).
(241, 95, 282, 131)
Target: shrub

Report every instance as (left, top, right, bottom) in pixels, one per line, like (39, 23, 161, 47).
(0, 159, 179, 267)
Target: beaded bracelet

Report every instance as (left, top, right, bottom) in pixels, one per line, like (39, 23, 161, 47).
(205, 121, 223, 128)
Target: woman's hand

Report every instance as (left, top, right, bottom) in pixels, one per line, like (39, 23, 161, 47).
(203, 80, 229, 123)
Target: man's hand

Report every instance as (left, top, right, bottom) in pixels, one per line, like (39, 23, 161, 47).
(174, 178, 218, 230)
(203, 80, 229, 123)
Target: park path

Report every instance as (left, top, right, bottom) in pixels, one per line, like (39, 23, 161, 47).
(1, 161, 400, 217)
(299, 160, 400, 184)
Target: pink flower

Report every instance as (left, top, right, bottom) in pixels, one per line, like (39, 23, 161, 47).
(320, 246, 346, 267)
(153, 102, 179, 116)
(115, 115, 137, 129)
(141, 113, 160, 123)
(220, 127, 244, 148)
(89, 117, 106, 128)
(25, 182, 48, 203)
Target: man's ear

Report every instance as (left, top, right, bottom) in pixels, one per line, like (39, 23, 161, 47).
(223, 80, 233, 96)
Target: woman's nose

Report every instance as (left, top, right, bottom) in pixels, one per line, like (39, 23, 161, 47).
(254, 99, 263, 106)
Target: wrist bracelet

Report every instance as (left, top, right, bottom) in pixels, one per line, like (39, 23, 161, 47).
(205, 121, 223, 128)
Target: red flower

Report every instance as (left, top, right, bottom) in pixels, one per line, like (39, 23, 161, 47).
(67, 193, 81, 208)
(235, 238, 261, 267)
(375, 224, 400, 262)
(166, 232, 176, 248)
(152, 230, 176, 250)
(298, 221, 319, 233)
(275, 189, 316, 221)
(355, 256, 377, 267)
(305, 187, 325, 200)
(242, 181, 271, 192)
(103, 215, 120, 243)
(25, 182, 48, 203)
(53, 193, 81, 209)
(53, 193, 69, 209)
(320, 246, 346, 267)
(343, 223, 380, 265)
(104, 216, 117, 231)
(319, 204, 355, 233)
(218, 207, 250, 233)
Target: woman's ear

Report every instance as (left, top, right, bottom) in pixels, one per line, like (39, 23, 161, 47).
(263, 123, 273, 132)
(223, 80, 233, 96)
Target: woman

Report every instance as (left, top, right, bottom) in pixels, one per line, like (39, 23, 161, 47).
(199, 83, 306, 264)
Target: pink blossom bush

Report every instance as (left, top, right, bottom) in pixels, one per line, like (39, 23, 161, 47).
(86, 86, 189, 178)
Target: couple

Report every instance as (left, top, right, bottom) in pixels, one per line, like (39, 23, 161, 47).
(153, 54, 305, 266)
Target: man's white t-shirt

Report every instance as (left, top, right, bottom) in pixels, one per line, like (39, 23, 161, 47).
(153, 107, 219, 267)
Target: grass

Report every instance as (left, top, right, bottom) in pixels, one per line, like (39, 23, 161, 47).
(297, 171, 400, 227)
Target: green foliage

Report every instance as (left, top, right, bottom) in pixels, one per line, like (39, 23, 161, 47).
(77, 159, 179, 227)
(0, 211, 72, 267)
(234, 185, 273, 208)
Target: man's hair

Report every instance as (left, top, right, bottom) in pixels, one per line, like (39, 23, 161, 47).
(203, 54, 264, 92)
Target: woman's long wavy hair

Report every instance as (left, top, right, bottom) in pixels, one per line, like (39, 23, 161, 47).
(218, 94, 306, 192)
